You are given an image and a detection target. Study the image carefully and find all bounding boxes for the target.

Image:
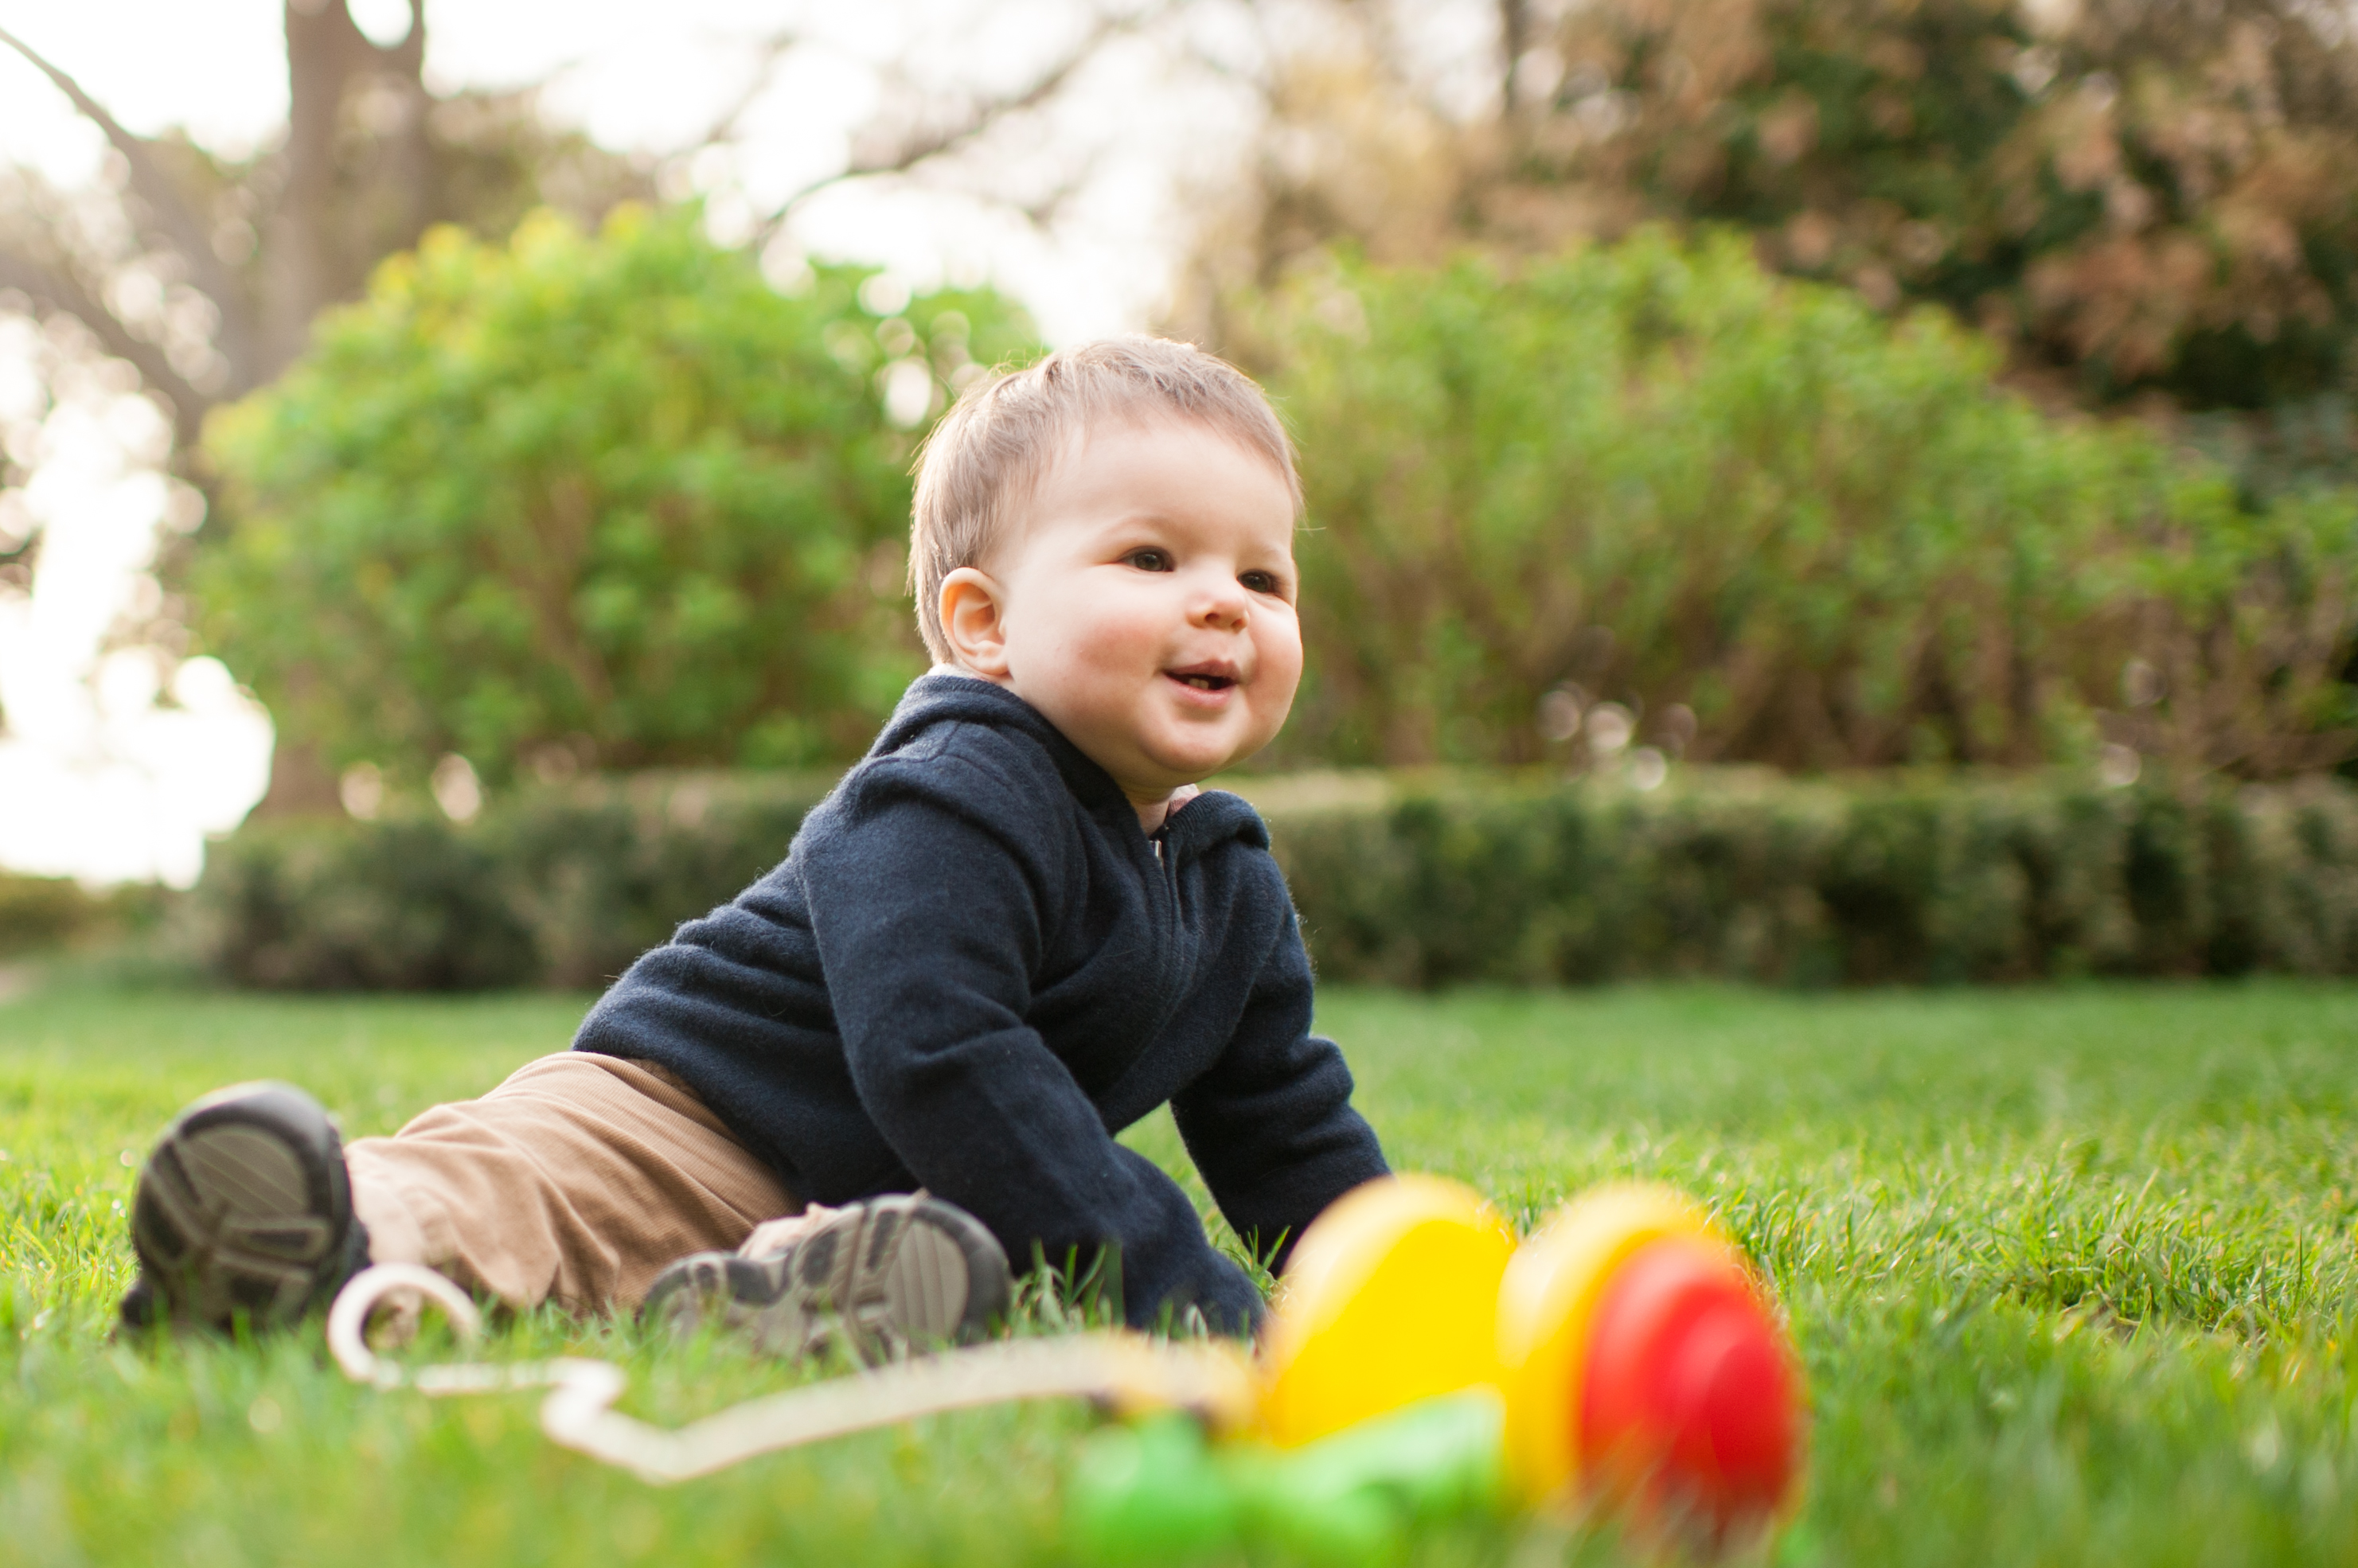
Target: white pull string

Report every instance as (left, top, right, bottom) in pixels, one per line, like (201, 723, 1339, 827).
(325, 1263, 1254, 1484)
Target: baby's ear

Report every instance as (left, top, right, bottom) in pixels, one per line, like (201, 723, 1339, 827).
(938, 568, 1012, 679)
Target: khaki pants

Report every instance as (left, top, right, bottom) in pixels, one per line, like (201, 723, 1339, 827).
(345, 1052, 800, 1314)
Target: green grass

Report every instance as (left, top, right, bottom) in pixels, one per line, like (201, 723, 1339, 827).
(4, 977, 2357, 1565)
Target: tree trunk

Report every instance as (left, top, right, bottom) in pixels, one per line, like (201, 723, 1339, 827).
(265, 0, 432, 379)
(1499, 0, 1532, 114)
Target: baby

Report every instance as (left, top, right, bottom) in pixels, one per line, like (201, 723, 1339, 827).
(124, 337, 1391, 1352)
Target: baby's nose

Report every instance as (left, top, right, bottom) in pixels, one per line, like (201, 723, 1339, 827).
(1193, 581, 1251, 626)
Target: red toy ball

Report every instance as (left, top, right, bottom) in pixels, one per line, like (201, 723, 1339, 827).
(1577, 1235, 1799, 1545)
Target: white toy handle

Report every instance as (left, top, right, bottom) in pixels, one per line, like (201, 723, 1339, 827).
(325, 1263, 1249, 1483)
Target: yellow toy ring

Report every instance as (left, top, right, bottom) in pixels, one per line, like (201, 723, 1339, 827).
(1256, 1174, 1514, 1447)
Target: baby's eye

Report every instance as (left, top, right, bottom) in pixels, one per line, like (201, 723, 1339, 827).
(1240, 569, 1284, 595)
(1125, 548, 1174, 572)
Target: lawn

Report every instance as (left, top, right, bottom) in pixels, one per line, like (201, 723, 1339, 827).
(3, 976, 2356, 1566)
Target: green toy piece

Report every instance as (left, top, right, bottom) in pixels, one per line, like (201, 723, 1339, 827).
(1067, 1390, 1507, 1566)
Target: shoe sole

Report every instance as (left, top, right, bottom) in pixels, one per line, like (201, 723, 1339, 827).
(129, 1081, 358, 1328)
(643, 1195, 1011, 1360)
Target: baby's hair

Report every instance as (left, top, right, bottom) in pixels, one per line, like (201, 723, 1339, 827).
(908, 335, 1302, 664)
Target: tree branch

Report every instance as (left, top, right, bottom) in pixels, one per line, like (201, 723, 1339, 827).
(0, 244, 210, 451)
(751, 10, 1138, 246)
(690, 27, 805, 151)
(0, 22, 257, 389)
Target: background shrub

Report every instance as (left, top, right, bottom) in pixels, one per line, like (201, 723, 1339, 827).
(1254, 232, 2358, 776)
(195, 817, 537, 990)
(1245, 770, 2358, 986)
(194, 772, 833, 991)
(197, 205, 1037, 788)
(492, 770, 833, 987)
(190, 770, 2358, 991)
(0, 875, 164, 959)
(190, 216, 2358, 809)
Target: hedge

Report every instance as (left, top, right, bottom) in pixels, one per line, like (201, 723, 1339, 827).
(189, 769, 2358, 991)
(1244, 771, 2358, 986)
(0, 874, 167, 959)
(194, 773, 833, 991)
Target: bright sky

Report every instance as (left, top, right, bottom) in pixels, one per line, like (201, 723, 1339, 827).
(0, 0, 1285, 885)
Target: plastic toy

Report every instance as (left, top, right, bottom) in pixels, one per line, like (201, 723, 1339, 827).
(1068, 1177, 1801, 1561)
(1255, 1174, 1515, 1446)
(1501, 1183, 1801, 1540)
(1069, 1393, 1506, 1566)
(327, 1175, 1801, 1559)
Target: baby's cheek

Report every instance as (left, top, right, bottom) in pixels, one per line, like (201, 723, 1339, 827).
(1259, 621, 1306, 695)
(1094, 608, 1173, 671)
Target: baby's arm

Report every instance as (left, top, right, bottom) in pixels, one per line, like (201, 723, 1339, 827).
(794, 755, 1265, 1332)
(1169, 887, 1391, 1273)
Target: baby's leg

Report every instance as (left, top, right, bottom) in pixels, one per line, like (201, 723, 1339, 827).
(346, 1053, 796, 1315)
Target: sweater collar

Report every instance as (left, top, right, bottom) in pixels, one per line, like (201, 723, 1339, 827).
(874, 670, 1127, 811)
(873, 671, 1270, 859)
(1159, 788, 1270, 857)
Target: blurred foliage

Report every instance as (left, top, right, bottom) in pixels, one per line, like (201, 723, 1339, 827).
(187, 765, 2358, 990)
(1249, 768, 2358, 986)
(1530, 0, 2358, 411)
(193, 817, 536, 991)
(193, 771, 833, 990)
(1252, 232, 2358, 774)
(197, 206, 1037, 784)
(1184, 0, 2358, 426)
(0, 873, 164, 958)
(0, 14, 653, 458)
(2, 2, 1134, 816)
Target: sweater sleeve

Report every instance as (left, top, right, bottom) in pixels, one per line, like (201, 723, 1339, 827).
(1169, 891, 1391, 1274)
(793, 756, 1263, 1333)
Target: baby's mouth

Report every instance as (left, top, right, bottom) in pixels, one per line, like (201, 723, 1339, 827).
(1166, 664, 1240, 692)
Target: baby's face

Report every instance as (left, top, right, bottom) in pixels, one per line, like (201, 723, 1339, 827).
(957, 418, 1302, 805)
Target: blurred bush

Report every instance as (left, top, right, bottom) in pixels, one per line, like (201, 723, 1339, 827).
(494, 770, 831, 987)
(190, 769, 2358, 990)
(0, 874, 169, 959)
(197, 205, 1037, 790)
(196, 818, 534, 990)
(1528, 0, 2358, 411)
(1256, 232, 2358, 775)
(1186, 0, 2358, 418)
(1247, 770, 2358, 986)
(195, 772, 832, 990)
(0, 876, 94, 957)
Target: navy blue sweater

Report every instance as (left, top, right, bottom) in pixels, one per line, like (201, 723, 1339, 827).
(573, 673, 1389, 1330)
